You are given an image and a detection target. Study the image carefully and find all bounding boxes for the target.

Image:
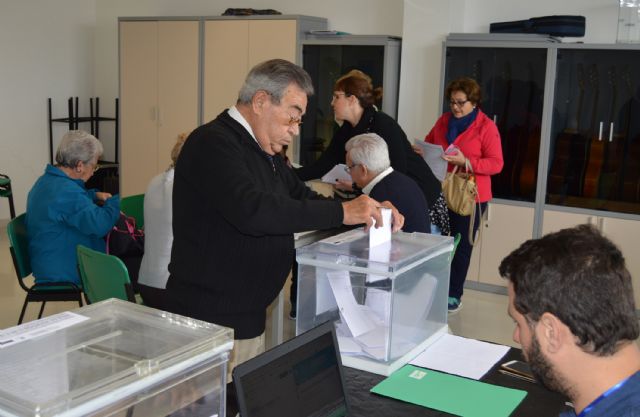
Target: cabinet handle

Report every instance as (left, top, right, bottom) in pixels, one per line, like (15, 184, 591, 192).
(587, 216, 594, 225)
(493, 115, 498, 124)
(598, 122, 603, 141)
(597, 217, 604, 232)
(609, 122, 614, 142)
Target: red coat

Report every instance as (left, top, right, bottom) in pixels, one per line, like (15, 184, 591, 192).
(424, 110, 503, 203)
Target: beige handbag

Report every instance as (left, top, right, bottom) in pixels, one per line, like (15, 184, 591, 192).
(442, 159, 477, 216)
(442, 159, 483, 245)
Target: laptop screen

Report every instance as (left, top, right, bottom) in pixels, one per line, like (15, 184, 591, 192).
(233, 322, 349, 417)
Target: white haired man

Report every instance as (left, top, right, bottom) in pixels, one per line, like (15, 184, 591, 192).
(346, 133, 430, 233)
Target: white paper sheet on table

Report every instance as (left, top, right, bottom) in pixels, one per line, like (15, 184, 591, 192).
(321, 164, 352, 184)
(413, 140, 448, 182)
(410, 334, 510, 380)
(327, 270, 375, 337)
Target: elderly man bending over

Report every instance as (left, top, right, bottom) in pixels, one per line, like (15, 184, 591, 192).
(346, 133, 430, 233)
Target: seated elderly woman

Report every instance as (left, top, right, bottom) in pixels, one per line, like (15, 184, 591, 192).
(345, 133, 430, 233)
(26, 130, 120, 285)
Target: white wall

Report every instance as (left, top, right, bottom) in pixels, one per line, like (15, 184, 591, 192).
(398, 0, 620, 141)
(0, 0, 96, 218)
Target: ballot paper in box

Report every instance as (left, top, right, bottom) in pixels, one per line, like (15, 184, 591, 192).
(0, 299, 233, 417)
(295, 228, 453, 375)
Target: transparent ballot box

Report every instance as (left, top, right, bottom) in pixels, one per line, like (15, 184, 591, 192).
(296, 230, 453, 375)
(0, 299, 233, 417)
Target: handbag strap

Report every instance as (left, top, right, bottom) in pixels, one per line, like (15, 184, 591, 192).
(467, 201, 484, 246)
(464, 159, 482, 246)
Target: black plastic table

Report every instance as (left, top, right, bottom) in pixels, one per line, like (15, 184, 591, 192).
(343, 348, 573, 417)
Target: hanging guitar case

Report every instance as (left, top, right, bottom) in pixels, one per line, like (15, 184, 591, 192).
(490, 15, 585, 38)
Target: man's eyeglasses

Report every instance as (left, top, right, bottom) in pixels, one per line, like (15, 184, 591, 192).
(288, 114, 303, 127)
(449, 99, 469, 108)
(344, 163, 359, 174)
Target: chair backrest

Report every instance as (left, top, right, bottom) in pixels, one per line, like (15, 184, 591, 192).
(120, 194, 144, 229)
(7, 214, 32, 287)
(77, 245, 135, 303)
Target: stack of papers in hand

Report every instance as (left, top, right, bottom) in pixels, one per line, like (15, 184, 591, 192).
(413, 140, 448, 181)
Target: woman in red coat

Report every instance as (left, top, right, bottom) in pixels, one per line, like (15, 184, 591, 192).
(422, 77, 503, 313)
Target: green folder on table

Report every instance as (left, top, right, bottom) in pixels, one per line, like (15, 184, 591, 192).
(371, 365, 527, 417)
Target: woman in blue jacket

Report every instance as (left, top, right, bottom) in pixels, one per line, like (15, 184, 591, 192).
(26, 130, 120, 285)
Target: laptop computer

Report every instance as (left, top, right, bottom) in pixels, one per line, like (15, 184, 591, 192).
(233, 321, 350, 417)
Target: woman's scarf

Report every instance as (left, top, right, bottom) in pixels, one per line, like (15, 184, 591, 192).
(446, 107, 478, 145)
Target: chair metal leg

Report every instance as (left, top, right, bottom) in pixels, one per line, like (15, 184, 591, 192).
(38, 301, 46, 319)
(8, 193, 15, 219)
(18, 298, 29, 325)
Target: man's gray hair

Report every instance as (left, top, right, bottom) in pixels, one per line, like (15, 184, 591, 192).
(237, 59, 314, 105)
(55, 130, 103, 168)
(345, 133, 391, 175)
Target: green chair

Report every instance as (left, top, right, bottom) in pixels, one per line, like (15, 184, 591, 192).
(77, 245, 136, 304)
(0, 174, 16, 219)
(120, 194, 144, 229)
(7, 213, 83, 324)
(451, 233, 462, 263)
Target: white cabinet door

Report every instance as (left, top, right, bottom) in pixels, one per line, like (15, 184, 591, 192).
(157, 21, 199, 171)
(120, 21, 159, 197)
(541, 210, 593, 235)
(120, 21, 199, 197)
(542, 210, 640, 307)
(203, 20, 249, 122)
(478, 204, 535, 287)
(600, 217, 640, 307)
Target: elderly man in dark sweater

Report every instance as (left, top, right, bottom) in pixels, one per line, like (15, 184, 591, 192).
(165, 60, 404, 408)
(346, 133, 431, 233)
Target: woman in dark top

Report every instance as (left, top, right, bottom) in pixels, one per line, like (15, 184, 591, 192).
(296, 70, 449, 234)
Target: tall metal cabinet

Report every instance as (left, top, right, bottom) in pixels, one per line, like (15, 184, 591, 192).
(299, 35, 401, 166)
(119, 15, 327, 196)
(442, 35, 640, 306)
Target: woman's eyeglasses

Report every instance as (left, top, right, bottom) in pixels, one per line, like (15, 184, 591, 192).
(449, 99, 469, 108)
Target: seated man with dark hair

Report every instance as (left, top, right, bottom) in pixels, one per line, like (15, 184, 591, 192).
(499, 224, 640, 417)
(345, 133, 430, 233)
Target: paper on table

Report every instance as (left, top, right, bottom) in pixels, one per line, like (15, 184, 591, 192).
(410, 334, 510, 380)
(327, 270, 375, 337)
(371, 365, 527, 417)
(321, 164, 352, 184)
(414, 140, 448, 182)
